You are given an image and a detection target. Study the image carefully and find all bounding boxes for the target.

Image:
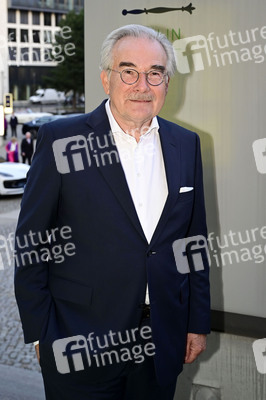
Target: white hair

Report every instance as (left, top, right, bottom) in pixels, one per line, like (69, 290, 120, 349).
(100, 24, 177, 77)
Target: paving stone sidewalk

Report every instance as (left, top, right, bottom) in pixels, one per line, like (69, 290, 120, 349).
(0, 200, 45, 399)
(0, 364, 45, 400)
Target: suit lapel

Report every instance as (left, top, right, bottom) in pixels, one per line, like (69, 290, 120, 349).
(86, 103, 181, 246)
(149, 119, 181, 247)
(86, 101, 147, 242)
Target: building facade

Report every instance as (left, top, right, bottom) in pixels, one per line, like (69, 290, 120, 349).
(6, 0, 83, 100)
(0, 0, 9, 105)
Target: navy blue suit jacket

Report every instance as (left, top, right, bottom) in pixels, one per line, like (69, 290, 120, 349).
(15, 100, 210, 386)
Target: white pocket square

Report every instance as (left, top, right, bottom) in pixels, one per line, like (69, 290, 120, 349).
(179, 186, 194, 193)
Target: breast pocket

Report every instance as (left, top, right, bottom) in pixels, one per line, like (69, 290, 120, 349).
(178, 190, 194, 203)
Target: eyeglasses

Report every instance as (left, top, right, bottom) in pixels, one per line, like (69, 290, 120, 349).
(108, 68, 167, 86)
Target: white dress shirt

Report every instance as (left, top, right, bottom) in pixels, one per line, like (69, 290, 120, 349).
(105, 100, 168, 243)
(105, 100, 168, 304)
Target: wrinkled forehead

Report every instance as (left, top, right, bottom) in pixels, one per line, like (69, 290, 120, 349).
(111, 36, 167, 69)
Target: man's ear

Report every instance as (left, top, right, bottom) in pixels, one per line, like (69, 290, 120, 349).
(165, 77, 170, 94)
(100, 70, 110, 95)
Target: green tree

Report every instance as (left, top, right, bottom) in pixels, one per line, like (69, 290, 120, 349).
(43, 9, 84, 110)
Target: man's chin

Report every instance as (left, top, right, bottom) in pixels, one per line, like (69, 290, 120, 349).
(127, 111, 153, 124)
(127, 103, 154, 117)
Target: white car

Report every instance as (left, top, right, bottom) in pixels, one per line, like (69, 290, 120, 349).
(29, 89, 65, 104)
(0, 162, 30, 195)
(5, 109, 52, 124)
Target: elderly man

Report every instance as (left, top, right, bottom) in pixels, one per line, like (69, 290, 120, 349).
(15, 25, 210, 400)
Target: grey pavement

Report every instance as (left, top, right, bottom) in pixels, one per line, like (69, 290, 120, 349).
(0, 112, 52, 399)
(0, 183, 46, 398)
(0, 364, 45, 400)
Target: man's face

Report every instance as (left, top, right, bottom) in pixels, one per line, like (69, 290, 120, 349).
(101, 36, 169, 130)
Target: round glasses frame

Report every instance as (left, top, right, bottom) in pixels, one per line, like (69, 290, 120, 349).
(108, 68, 167, 86)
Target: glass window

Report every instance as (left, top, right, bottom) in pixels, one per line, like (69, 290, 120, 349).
(56, 0, 67, 5)
(44, 13, 52, 26)
(33, 30, 40, 43)
(33, 48, 41, 62)
(74, 0, 84, 8)
(20, 29, 29, 43)
(8, 47, 17, 62)
(32, 12, 40, 25)
(8, 10, 16, 23)
(20, 11, 28, 24)
(8, 28, 16, 43)
(44, 30, 52, 43)
(44, 48, 53, 62)
(21, 48, 29, 62)
(55, 14, 63, 26)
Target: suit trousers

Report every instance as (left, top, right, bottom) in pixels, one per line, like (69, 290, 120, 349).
(22, 155, 32, 165)
(42, 355, 177, 400)
(41, 316, 177, 400)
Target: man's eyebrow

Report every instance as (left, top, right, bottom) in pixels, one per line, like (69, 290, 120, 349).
(118, 62, 166, 72)
(119, 62, 136, 68)
(150, 65, 166, 72)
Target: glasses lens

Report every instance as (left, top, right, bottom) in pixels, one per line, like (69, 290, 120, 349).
(121, 69, 138, 84)
(147, 71, 164, 85)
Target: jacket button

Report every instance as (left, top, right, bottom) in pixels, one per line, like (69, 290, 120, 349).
(147, 251, 156, 257)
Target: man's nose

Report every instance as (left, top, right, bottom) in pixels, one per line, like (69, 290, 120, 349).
(134, 73, 150, 91)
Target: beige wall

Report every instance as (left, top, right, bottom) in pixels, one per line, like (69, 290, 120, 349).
(84, 0, 266, 318)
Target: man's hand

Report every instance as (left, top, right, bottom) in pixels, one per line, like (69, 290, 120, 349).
(35, 343, 40, 364)
(184, 333, 207, 364)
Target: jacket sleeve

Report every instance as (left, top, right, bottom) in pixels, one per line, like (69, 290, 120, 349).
(14, 124, 61, 343)
(187, 134, 211, 334)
